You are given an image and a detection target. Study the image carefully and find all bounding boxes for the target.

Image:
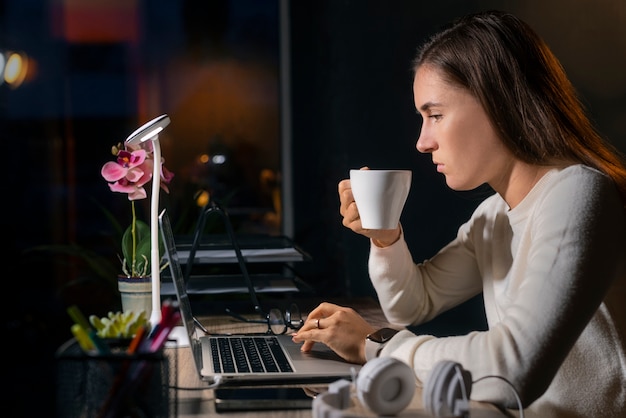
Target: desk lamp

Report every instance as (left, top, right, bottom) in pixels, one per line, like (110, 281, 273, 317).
(125, 114, 171, 327)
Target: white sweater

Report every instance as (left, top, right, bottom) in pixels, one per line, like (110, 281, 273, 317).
(369, 165, 626, 417)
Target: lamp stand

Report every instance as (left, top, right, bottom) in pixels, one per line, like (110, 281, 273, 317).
(149, 137, 162, 327)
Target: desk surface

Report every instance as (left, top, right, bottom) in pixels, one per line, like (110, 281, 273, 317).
(167, 298, 506, 417)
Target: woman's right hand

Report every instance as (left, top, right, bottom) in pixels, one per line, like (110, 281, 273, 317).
(338, 168, 401, 247)
(291, 302, 376, 365)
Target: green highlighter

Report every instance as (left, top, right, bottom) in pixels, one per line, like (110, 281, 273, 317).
(67, 305, 111, 355)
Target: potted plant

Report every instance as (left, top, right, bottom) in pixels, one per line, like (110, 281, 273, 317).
(101, 140, 174, 313)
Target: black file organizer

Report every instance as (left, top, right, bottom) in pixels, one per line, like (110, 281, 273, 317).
(166, 199, 312, 315)
(55, 338, 178, 418)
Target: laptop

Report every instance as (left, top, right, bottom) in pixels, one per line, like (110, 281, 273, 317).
(158, 208, 362, 387)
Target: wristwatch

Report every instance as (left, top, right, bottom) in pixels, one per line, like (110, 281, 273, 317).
(365, 327, 400, 361)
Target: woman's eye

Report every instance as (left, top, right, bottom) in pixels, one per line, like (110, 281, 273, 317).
(429, 114, 443, 121)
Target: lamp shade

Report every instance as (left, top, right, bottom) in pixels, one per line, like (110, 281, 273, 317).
(125, 114, 170, 145)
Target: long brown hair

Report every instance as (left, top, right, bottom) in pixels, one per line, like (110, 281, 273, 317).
(413, 10, 626, 207)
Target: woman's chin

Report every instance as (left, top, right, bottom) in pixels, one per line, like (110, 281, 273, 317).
(445, 178, 481, 192)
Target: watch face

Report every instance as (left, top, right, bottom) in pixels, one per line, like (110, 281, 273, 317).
(368, 327, 399, 343)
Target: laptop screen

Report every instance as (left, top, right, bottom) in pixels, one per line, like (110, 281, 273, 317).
(159, 209, 205, 371)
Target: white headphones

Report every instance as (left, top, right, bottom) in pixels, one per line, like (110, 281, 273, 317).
(312, 358, 472, 418)
(423, 360, 472, 417)
(357, 357, 417, 415)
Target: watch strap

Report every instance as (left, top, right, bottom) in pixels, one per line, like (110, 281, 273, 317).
(365, 327, 399, 361)
(365, 337, 382, 361)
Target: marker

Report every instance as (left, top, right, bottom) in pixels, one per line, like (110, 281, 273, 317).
(67, 305, 111, 355)
(71, 324, 95, 352)
(149, 311, 181, 352)
(127, 324, 147, 354)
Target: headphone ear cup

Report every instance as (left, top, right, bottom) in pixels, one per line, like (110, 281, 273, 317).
(423, 361, 472, 417)
(423, 360, 450, 415)
(356, 357, 416, 416)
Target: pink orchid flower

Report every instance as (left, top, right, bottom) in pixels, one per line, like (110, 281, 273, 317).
(101, 148, 173, 201)
(101, 141, 174, 278)
(102, 148, 150, 201)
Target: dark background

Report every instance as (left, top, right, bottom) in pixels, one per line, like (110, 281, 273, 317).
(3, 1, 625, 416)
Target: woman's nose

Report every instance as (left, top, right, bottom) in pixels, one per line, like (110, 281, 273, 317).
(416, 130, 436, 153)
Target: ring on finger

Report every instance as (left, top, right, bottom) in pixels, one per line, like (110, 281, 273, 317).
(316, 318, 321, 329)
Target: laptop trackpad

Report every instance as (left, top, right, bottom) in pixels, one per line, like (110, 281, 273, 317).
(281, 337, 360, 374)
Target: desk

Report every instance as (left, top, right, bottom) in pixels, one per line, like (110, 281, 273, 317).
(167, 298, 507, 417)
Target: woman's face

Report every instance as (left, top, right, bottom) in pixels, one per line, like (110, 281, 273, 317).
(413, 65, 512, 191)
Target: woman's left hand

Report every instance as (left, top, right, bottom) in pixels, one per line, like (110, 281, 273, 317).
(291, 302, 376, 365)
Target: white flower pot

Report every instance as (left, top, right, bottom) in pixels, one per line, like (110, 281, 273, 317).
(117, 276, 152, 315)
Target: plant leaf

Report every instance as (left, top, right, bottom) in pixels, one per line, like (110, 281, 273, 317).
(121, 219, 164, 277)
(135, 234, 152, 276)
(121, 225, 134, 274)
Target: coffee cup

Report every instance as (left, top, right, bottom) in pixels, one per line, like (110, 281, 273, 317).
(349, 169, 412, 230)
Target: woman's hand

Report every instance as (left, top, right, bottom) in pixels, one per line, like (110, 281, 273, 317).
(291, 302, 377, 365)
(339, 167, 402, 247)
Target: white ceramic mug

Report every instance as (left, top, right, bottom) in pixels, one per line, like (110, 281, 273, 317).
(349, 169, 412, 229)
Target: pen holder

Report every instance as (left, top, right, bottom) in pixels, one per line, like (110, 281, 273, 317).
(55, 338, 178, 418)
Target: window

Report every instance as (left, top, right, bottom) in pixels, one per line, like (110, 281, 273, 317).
(7, 0, 288, 290)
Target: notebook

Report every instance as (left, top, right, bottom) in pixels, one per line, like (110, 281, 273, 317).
(158, 208, 362, 387)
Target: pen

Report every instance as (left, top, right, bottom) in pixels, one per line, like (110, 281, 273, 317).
(67, 305, 91, 331)
(160, 298, 175, 321)
(70, 323, 95, 352)
(149, 311, 181, 352)
(147, 299, 174, 339)
(67, 305, 111, 355)
(138, 300, 179, 352)
(127, 324, 148, 354)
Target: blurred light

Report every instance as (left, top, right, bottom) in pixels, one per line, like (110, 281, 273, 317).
(212, 154, 226, 165)
(196, 190, 210, 207)
(4, 51, 29, 88)
(0, 52, 5, 85)
(199, 153, 210, 164)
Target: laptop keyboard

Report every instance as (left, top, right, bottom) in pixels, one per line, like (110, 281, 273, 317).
(210, 336, 294, 374)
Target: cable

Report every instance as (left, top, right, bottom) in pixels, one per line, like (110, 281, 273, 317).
(169, 375, 223, 391)
(168, 385, 215, 391)
(473, 375, 524, 418)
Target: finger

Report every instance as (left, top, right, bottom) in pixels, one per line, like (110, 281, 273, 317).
(338, 178, 351, 196)
(307, 302, 338, 320)
(343, 207, 364, 231)
(297, 312, 323, 334)
(301, 339, 316, 352)
(305, 306, 324, 322)
(295, 304, 338, 337)
(291, 327, 320, 345)
(315, 316, 330, 330)
(339, 187, 355, 217)
(347, 201, 360, 222)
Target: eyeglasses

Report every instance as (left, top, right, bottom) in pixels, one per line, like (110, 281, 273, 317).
(225, 303, 304, 335)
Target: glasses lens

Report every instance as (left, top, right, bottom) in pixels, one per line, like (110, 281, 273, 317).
(268, 308, 286, 334)
(286, 303, 303, 329)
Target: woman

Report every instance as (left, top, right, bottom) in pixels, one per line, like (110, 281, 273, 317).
(292, 10, 626, 418)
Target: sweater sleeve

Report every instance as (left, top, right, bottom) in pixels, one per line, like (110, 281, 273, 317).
(368, 201, 488, 326)
(369, 166, 626, 410)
